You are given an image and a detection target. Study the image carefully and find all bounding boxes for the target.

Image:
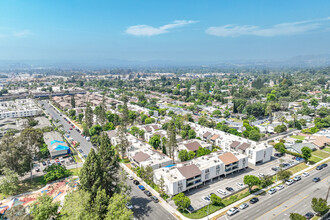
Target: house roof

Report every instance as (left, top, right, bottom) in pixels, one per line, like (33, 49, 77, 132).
(132, 152, 150, 163)
(288, 143, 317, 154)
(210, 134, 220, 141)
(203, 131, 211, 138)
(218, 152, 238, 165)
(238, 143, 250, 151)
(312, 136, 330, 148)
(144, 125, 152, 132)
(184, 141, 202, 151)
(230, 141, 241, 148)
(178, 164, 202, 179)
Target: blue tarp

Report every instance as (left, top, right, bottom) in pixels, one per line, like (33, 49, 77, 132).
(51, 140, 65, 145)
(55, 145, 69, 151)
(165, 164, 175, 168)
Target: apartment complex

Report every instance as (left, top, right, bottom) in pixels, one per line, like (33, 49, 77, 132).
(0, 99, 41, 119)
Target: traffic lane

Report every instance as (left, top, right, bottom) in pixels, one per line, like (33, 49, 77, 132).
(273, 176, 329, 220)
(127, 181, 176, 220)
(231, 167, 329, 220)
(41, 101, 93, 154)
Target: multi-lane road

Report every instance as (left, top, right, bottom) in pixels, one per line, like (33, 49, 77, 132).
(225, 164, 330, 220)
(40, 100, 94, 155)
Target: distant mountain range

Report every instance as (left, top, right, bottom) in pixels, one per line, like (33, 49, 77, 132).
(0, 54, 330, 70)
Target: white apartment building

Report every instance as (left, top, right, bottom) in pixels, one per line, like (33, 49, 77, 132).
(154, 151, 248, 196)
(0, 99, 41, 119)
(175, 139, 212, 162)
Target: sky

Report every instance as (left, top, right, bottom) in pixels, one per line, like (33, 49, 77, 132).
(0, 0, 330, 64)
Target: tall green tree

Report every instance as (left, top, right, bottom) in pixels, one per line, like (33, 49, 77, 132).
(149, 135, 161, 150)
(71, 95, 76, 108)
(117, 125, 129, 158)
(243, 175, 261, 192)
(60, 190, 93, 220)
(301, 147, 312, 162)
(166, 120, 177, 159)
(0, 168, 19, 195)
(105, 194, 133, 220)
(85, 103, 94, 130)
(289, 213, 306, 220)
(173, 193, 191, 211)
(30, 194, 60, 220)
(311, 198, 329, 216)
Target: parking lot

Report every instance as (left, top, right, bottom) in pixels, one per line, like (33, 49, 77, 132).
(182, 155, 300, 210)
(33, 156, 79, 173)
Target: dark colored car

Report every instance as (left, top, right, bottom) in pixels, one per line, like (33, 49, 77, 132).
(225, 187, 234, 192)
(304, 212, 314, 219)
(249, 198, 259, 204)
(144, 190, 152, 197)
(274, 153, 283, 157)
(151, 196, 159, 203)
(321, 163, 328, 169)
(187, 205, 194, 212)
(42, 161, 47, 166)
(313, 177, 321, 182)
(133, 180, 139, 185)
(316, 165, 323, 170)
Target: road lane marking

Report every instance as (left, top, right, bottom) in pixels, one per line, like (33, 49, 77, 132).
(270, 195, 309, 219)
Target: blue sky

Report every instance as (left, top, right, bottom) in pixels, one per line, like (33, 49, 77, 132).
(0, 0, 330, 64)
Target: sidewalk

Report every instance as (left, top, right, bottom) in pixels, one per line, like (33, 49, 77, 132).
(121, 155, 330, 220)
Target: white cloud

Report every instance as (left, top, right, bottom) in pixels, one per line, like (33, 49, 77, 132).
(0, 29, 32, 38)
(126, 20, 198, 36)
(13, 30, 31, 38)
(206, 17, 330, 37)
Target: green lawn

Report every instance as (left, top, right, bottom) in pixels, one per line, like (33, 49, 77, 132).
(323, 147, 330, 153)
(287, 163, 309, 174)
(119, 158, 130, 164)
(290, 135, 306, 140)
(312, 150, 330, 159)
(309, 156, 323, 164)
(69, 167, 82, 176)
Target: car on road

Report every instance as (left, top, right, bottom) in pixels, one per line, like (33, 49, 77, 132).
(69, 127, 73, 130)
(249, 197, 259, 204)
(268, 188, 276, 195)
(239, 203, 249, 210)
(151, 196, 159, 203)
(271, 166, 279, 171)
(321, 163, 328, 169)
(133, 180, 139, 185)
(312, 177, 320, 182)
(125, 202, 133, 210)
(83, 154, 87, 159)
(302, 172, 309, 177)
(138, 185, 145, 190)
(316, 165, 323, 170)
(293, 175, 301, 181)
(236, 182, 244, 188)
(217, 189, 227, 195)
(42, 161, 47, 166)
(227, 207, 239, 216)
(225, 187, 234, 192)
(304, 212, 314, 219)
(144, 190, 152, 197)
(276, 185, 284, 191)
(286, 179, 294, 185)
(72, 125, 75, 128)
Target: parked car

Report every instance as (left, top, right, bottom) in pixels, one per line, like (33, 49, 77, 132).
(69, 127, 73, 130)
(239, 203, 249, 210)
(258, 173, 265, 178)
(312, 177, 321, 182)
(127, 175, 133, 180)
(217, 189, 227, 195)
(138, 185, 145, 190)
(274, 153, 283, 157)
(271, 167, 279, 171)
(42, 161, 47, 166)
(144, 190, 152, 197)
(276, 185, 284, 191)
(286, 179, 294, 185)
(249, 198, 259, 204)
(202, 195, 211, 202)
(151, 196, 159, 203)
(236, 182, 244, 188)
(268, 188, 277, 195)
(227, 207, 239, 216)
(302, 172, 309, 177)
(225, 187, 234, 192)
(133, 180, 140, 185)
(321, 163, 328, 169)
(293, 175, 301, 181)
(187, 205, 194, 212)
(304, 212, 314, 219)
(35, 167, 40, 172)
(125, 202, 133, 210)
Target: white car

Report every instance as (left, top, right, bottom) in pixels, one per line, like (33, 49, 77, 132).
(268, 188, 277, 195)
(302, 172, 309, 177)
(239, 203, 249, 210)
(227, 207, 239, 216)
(286, 179, 294, 185)
(236, 182, 244, 188)
(276, 185, 284, 191)
(217, 189, 227, 195)
(258, 173, 265, 178)
(127, 175, 133, 180)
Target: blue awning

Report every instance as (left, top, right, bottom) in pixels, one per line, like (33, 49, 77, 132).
(55, 145, 69, 151)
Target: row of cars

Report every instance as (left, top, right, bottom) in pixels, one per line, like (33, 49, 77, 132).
(202, 182, 245, 203)
(227, 197, 260, 216)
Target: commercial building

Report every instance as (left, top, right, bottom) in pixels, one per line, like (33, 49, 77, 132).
(43, 131, 70, 158)
(0, 99, 41, 119)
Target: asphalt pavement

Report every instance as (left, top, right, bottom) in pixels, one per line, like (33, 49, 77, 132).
(39, 100, 94, 155)
(127, 180, 177, 220)
(223, 164, 330, 220)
